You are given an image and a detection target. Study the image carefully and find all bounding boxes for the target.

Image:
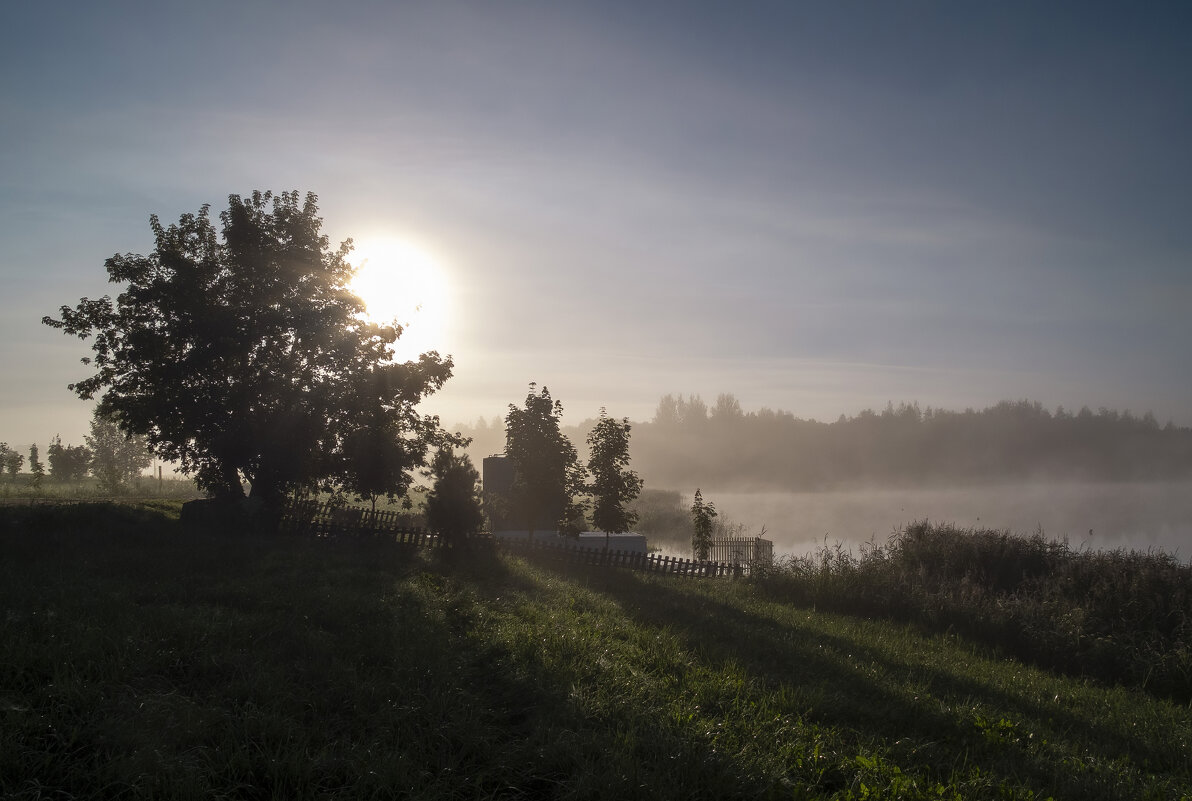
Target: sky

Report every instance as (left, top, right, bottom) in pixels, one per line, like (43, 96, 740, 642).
(2, 0, 1190, 449)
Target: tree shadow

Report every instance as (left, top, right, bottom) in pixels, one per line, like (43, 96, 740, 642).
(374, 546, 780, 798)
(520, 559, 1187, 798)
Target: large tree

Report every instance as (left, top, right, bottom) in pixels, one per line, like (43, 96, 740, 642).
(43, 190, 453, 508)
(503, 384, 585, 538)
(586, 409, 644, 548)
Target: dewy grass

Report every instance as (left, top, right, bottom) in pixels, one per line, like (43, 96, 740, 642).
(2, 505, 1189, 799)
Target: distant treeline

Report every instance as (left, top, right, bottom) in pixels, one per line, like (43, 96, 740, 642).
(457, 396, 1192, 490)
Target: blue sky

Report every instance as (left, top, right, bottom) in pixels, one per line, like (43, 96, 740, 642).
(2, 1, 1190, 447)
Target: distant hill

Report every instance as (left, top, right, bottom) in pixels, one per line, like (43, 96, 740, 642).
(454, 396, 1192, 491)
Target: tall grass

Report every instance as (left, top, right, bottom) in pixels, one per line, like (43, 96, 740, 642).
(751, 520, 1192, 701)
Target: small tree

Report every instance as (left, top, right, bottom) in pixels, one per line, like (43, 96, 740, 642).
(504, 383, 585, 539)
(86, 410, 152, 495)
(28, 444, 45, 490)
(47, 435, 92, 483)
(586, 409, 644, 549)
(691, 488, 718, 561)
(0, 443, 24, 479)
(424, 446, 485, 545)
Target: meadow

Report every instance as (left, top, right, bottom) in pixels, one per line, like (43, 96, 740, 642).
(2, 503, 1189, 799)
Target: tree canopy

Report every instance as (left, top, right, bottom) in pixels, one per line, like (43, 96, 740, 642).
(86, 410, 151, 494)
(43, 190, 453, 507)
(586, 409, 643, 536)
(424, 446, 485, 543)
(0, 444, 23, 478)
(629, 394, 1192, 490)
(47, 435, 91, 483)
(503, 384, 585, 537)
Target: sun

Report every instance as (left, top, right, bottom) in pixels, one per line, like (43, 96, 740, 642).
(347, 236, 451, 361)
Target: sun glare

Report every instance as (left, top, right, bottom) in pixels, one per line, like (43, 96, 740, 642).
(348, 237, 451, 361)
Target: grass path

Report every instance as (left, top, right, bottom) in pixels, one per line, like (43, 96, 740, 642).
(2, 504, 1189, 799)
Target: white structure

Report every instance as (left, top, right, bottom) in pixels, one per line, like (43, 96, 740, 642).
(490, 529, 649, 554)
(576, 532, 648, 554)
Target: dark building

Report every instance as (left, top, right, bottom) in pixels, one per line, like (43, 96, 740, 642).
(482, 454, 562, 534)
(481, 455, 515, 532)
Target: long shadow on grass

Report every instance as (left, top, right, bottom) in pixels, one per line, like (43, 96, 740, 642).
(531, 559, 1186, 800)
(418, 548, 793, 798)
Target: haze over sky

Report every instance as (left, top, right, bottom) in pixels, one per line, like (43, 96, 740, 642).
(3, 1, 1190, 447)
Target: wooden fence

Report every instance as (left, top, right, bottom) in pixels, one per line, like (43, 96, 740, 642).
(279, 499, 438, 545)
(707, 536, 774, 567)
(499, 537, 744, 577)
(279, 500, 748, 577)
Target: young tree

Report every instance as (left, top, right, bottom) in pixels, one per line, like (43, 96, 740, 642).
(586, 409, 644, 549)
(47, 435, 92, 483)
(86, 410, 152, 495)
(43, 190, 453, 511)
(504, 383, 585, 539)
(28, 444, 45, 490)
(691, 488, 718, 561)
(0, 443, 24, 479)
(424, 446, 485, 544)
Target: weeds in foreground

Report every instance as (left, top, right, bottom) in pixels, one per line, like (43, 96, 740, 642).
(751, 521, 1192, 702)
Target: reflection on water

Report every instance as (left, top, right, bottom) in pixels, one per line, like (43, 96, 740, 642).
(702, 481, 1192, 561)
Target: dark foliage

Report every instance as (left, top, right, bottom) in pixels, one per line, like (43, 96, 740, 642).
(690, 488, 717, 561)
(424, 447, 485, 543)
(586, 409, 643, 535)
(47, 435, 91, 482)
(0, 442, 24, 478)
(503, 384, 585, 536)
(751, 521, 1192, 702)
(85, 410, 151, 494)
(43, 190, 453, 508)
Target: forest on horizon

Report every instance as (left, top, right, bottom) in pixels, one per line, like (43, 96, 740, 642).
(456, 395, 1192, 492)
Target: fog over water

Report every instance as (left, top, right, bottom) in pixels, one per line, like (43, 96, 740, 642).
(698, 481, 1192, 562)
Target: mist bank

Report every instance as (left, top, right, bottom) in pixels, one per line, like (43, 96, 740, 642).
(631, 397, 1192, 491)
(458, 396, 1192, 493)
(455, 396, 1192, 560)
(618, 480, 1192, 564)
(706, 480, 1192, 561)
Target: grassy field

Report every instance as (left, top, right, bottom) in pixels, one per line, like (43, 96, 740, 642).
(0, 475, 203, 501)
(2, 504, 1189, 799)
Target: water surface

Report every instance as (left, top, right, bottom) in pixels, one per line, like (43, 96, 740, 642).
(700, 481, 1192, 561)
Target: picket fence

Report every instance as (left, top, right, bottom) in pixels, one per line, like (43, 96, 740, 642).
(279, 500, 748, 577)
(707, 536, 774, 566)
(279, 499, 438, 545)
(500, 536, 745, 577)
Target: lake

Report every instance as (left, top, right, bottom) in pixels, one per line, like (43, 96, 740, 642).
(691, 480, 1192, 561)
